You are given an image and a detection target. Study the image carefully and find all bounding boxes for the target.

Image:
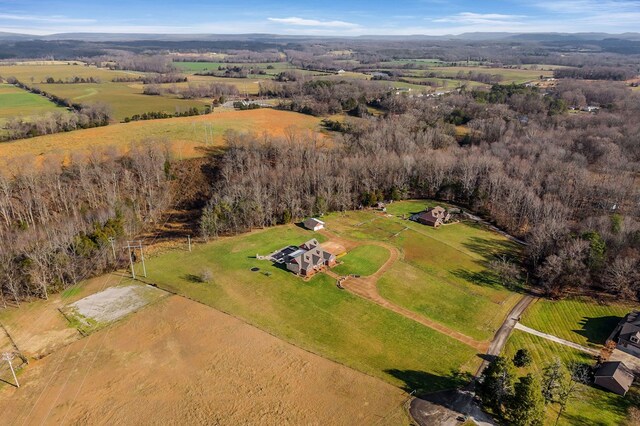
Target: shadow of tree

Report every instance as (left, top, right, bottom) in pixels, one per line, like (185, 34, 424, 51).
(451, 268, 502, 289)
(573, 316, 624, 346)
(183, 273, 204, 283)
(385, 368, 472, 396)
(462, 236, 520, 260)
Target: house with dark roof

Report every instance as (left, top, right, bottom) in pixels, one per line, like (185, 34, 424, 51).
(286, 239, 336, 277)
(303, 218, 325, 231)
(613, 311, 640, 358)
(594, 361, 635, 395)
(414, 206, 451, 228)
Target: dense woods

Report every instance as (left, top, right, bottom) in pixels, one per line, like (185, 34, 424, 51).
(0, 147, 172, 304)
(201, 80, 640, 300)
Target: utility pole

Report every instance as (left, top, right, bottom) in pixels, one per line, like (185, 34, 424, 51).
(108, 237, 116, 261)
(188, 235, 192, 252)
(127, 241, 135, 280)
(126, 241, 147, 279)
(2, 352, 19, 388)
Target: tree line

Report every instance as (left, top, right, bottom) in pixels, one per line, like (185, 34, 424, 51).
(0, 77, 111, 140)
(200, 79, 640, 301)
(0, 146, 173, 305)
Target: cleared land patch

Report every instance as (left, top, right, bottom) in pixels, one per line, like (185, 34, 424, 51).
(0, 109, 323, 166)
(0, 296, 409, 425)
(60, 284, 167, 334)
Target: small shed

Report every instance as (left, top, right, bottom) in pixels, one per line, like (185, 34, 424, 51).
(594, 361, 635, 396)
(303, 218, 325, 232)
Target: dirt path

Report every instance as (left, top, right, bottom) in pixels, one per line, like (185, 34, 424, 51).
(320, 228, 488, 352)
(514, 322, 599, 355)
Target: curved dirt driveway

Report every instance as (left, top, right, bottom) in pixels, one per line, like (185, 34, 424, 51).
(320, 228, 488, 352)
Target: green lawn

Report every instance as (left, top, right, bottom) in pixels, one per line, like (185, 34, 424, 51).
(520, 298, 633, 348)
(0, 83, 66, 123)
(504, 330, 635, 426)
(174, 61, 291, 75)
(31, 82, 208, 122)
(333, 244, 390, 276)
(429, 66, 554, 84)
(143, 225, 479, 393)
(322, 202, 522, 342)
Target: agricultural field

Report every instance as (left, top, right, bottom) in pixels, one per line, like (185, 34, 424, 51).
(427, 66, 553, 84)
(32, 81, 209, 121)
(173, 61, 291, 75)
(0, 83, 66, 124)
(142, 223, 480, 392)
(0, 285, 410, 425)
(0, 108, 323, 166)
(504, 330, 636, 425)
(520, 298, 633, 348)
(0, 64, 209, 121)
(0, 63, 136, 82)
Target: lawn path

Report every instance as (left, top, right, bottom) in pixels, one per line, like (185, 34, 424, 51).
(514, 322, 599, 355)
(319, 228, 489, 352)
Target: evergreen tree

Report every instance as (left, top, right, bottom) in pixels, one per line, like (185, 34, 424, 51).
(477, 356, 516, 413)
(513, 348, 533, 367)
(508, 374, 545, 426)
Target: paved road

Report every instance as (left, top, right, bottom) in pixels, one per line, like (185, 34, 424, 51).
(514, 323, 599, 355)
(475, 294, 536, 376)
(463, 212, 527, 246)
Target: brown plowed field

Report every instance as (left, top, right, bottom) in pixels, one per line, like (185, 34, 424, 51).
(0, 296, 408, 425)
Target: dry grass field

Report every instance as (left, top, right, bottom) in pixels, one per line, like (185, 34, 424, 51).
(0, 109, 324, 167)
(0, 295, 409, 425)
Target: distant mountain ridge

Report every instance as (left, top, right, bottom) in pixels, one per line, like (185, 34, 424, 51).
(0, 31, 639, 42)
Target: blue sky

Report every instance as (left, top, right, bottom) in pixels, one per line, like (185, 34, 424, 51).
(1, 0, 640, 35)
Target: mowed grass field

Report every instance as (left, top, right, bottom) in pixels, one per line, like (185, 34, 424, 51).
(0, 63, 136, 82)
(174, 61, 291, 75)
(0, 64, 209, 121)
(321, 201, 522, 342)
(143, 224, 479, 392)
(504, 330, 636, 425)
(33, 82, 209, 121)
(333, 244, 390, 276)
(426, 66, 553, 84)
(0, 109, 323, 165)
(520, 298, 633, 348)
(0, 83, 66, 124)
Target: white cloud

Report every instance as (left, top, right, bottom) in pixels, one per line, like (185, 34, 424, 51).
(434, 12, 526, 25)
(535, 0, 640, 13)
(267, 17, 360, 29)
(0, 13, 95, 24)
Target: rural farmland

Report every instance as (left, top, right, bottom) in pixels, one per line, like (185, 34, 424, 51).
(1, 19, 640, 426)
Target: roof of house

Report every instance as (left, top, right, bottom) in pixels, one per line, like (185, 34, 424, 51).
(620, 311, 640, 342)
(595, 361, 635, 392)
(416, 206, 448, 224)
(287, 239, 335, 273)
(303, 218, 325, 228)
